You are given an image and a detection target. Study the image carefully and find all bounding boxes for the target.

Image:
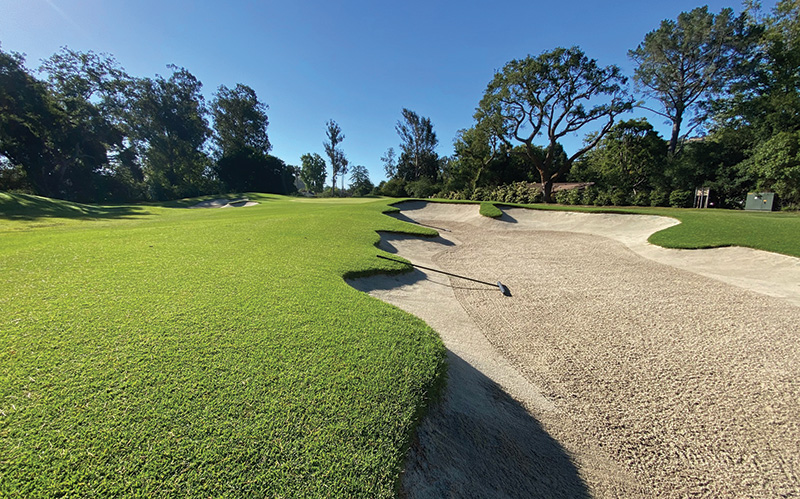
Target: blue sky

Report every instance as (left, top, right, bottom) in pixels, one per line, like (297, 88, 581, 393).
(1, 0, 769, 183)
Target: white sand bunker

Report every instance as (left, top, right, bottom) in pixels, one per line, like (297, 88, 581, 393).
(349, 201, 800, 498)
(189, 198, 258, 208)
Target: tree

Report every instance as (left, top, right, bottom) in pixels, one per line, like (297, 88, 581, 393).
(395, 108, 439, 181)
(323, 120, 345, 195)
(300, 152, 326, 192)
(629, 7, 748, 155)
(348, 165, 373, 196)
(210, 83, 270, 158)
(129, 66, 211, 200)
(476, 46, 632, 203)
(39, 47, 143, 201)
(576, 119, 668, 195)
(1, 47, 135, 202)
(381, 147, 397, 178)
(215, 152, 296, 194)
(0, 48, 63, 197)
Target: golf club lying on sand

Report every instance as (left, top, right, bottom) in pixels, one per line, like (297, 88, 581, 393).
(377, 254, 511, 297)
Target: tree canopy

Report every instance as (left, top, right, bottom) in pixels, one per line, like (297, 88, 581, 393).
(476, 46, 632, 202)
(629, 6, 748, 155)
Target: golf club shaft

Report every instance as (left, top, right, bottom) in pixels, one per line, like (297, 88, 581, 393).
(376, 254, 496, 287)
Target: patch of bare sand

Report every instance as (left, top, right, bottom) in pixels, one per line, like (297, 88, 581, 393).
(189, 198, 258, 208)
(348, 202, 800, 498)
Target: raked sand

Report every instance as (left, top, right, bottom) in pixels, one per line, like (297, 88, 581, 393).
(347, 201, 800, 498)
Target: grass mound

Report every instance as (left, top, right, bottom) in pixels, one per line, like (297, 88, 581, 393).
(0, 193, 445, 497)
(479, 202, 503, 218)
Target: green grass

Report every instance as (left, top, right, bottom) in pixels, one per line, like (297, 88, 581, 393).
(491, 201, 800, 258)
(0, 193, 445, 497)
(479, 202, 503, 218)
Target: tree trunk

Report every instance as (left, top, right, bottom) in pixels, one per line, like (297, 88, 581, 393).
(542, 178, 554, 203)
(668, 109, 683, 156)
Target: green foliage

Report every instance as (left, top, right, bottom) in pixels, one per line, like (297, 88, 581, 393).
(210, 83, 271, 158)
(0, 194, 446, 496)
(348, 165, 374, 197)
(632, 190, 651, 206)
(131, 67, 212, 201)
(650, 188, 669, 207)
(574, 119, 668, 195)
(594, 190, 612, 206)
(745, 131, 800, 207)
(630, 6, 748, 154)
(581, 187, 598, 205)
(395, 109, 440, 181)
(669, 189, 693, 207)
(378, 177, 407, 198)
(479, 202, 503, 218)
(215, 152, 296, 194)
(405, 177, 439, 198)
(299, 152, 327, 193)
(476, 46, 632, 202)
(323, 120, 346, 194)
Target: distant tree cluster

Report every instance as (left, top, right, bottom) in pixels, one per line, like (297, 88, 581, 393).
(0, 47, 295, 202)
(3, 1, 799, 207)
(427, 1, 800, 209)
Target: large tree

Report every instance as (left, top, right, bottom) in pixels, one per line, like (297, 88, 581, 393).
(210, 83, 270, 158)
(299, 152, 326, 193)
(574, 118, 668, 194)
(130, 66, 211, 200)
(39, 48, 142, 201)
(348, 164, 373, 196)
(395, 108, 439, 181)
(323, 120, 346, 195)
(629, 6, 748, 155)
(476, 46, 631, 203)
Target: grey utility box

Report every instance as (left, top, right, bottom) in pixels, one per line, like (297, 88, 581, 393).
(745, 192, 775, 211)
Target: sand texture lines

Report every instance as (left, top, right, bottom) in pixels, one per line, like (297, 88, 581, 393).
(350, 202, 800, 497)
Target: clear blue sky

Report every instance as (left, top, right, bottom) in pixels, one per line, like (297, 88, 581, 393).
(0, 0, 769, 183)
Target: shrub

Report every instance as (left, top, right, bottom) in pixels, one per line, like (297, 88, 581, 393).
(594, 190, 612, 206)
(610, 189, 629, 206)
(669, 189, 692, 208)
(555, 190, 572, 205)
(405, 177, 440, 198)
(380, 178, 408, 197)
(581, 187, 597, 205)
(632, 190, 650, 206)
(650, 189, 669, 207)
(567, 188, 583, 205)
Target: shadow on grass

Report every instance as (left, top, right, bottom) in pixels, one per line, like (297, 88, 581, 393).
(0, 193, 150, 221)
(402, 351, 589, 498)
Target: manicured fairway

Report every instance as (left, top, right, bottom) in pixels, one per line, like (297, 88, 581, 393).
(0, 193, 445, 497)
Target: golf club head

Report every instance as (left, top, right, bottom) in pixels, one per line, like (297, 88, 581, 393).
(498, 281, 511, 297)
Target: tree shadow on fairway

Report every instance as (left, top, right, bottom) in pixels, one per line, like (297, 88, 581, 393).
(402, 351, 589, 498)
(0, 193, 150, 221)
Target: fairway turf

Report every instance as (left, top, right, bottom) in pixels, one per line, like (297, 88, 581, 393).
(0, 194, 445, 497)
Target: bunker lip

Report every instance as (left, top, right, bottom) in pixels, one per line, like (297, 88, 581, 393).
(349, 201, 800, 497)
(188, 198, 258, 208)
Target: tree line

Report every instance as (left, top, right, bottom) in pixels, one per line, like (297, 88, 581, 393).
(3, 2, 799, 208)
(371, 1, 799, 209)
(0, 48, 296, 202)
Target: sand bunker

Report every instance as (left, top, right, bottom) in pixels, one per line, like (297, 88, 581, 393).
(189, 198, 258, 208)
(348, 201, 800, 498)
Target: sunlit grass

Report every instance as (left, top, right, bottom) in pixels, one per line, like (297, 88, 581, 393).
(0, 193, 445, 497)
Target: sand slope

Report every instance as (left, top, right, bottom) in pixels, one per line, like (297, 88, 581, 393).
(348, 202, 800, 498)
